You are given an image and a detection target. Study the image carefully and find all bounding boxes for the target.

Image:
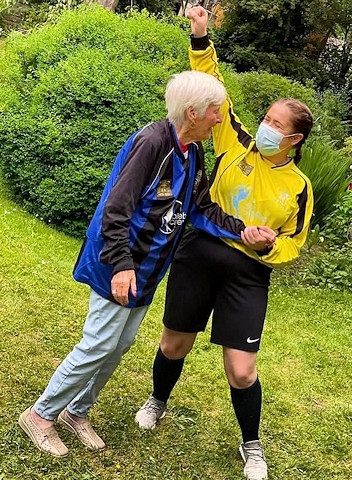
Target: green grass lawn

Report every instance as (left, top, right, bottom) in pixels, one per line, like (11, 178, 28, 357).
(0, 184, 351, 479)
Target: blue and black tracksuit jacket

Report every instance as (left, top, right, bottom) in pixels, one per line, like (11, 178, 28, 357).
(73, 119, 245, 307)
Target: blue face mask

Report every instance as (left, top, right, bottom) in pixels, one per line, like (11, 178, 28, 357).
(255, 122, 296, 157)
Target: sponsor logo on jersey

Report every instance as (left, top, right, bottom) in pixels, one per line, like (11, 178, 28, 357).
(238, 158, 254, 176)
(157, 180, 172, 198)
(160, 200, 186, 234)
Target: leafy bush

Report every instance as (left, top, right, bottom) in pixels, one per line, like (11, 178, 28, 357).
(222, 66, 257, 130)
(272, 238, 352, 291)
(299, 142, 351, 228)
(298, 191, 352, 290)
(299, 245, 352, 290)
(226, 70, 349, 146)
(320, 190, 352, 247)
(273, 192, 352, 291)
(341, 136, 352, 157)
(116, 0, 177, 15)
(0, 5, 189, 237)
(318, 88, 351, 148)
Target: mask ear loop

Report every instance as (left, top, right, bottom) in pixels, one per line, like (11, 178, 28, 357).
(283, 133, 300, 139)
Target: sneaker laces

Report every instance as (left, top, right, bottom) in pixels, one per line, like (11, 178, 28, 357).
(243, 441, 267, 479)
(143, 398, 165, 415)
(246, 444, 265, 463)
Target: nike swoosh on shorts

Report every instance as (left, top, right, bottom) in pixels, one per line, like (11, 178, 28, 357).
(246, 337, 260, 343)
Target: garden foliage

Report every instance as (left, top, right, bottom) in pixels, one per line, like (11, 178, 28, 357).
(214, 0, 352, 96)
(273, 187, 352, 291)
(298, 142, 351, 228)
(322, 190, 352, 246)
(0, 5, 189, 237)
(305, 191, 352, 289)
(296, 190, 352, 290)
(225, 70, 349, 147)
(0, 5, 348, 238)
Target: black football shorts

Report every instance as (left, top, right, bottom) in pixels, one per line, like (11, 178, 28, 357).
(163, 228, 272, 352)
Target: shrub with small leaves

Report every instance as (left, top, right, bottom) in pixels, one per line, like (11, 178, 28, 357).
(320, 190, 352, 247)
(300, 245, 352, 290)
(273, 192, 352, 291)
(228, 71, 349, 146)
(0, 5, 189, 237)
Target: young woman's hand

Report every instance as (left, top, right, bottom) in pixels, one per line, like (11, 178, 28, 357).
(187, 6, 208, 38)
(241, 226, 276, 252)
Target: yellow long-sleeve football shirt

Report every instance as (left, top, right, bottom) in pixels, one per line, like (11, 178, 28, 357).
(189, 40, 314, 268)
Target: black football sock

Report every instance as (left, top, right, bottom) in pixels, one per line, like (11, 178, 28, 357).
(152, 346, 185, 403)
(230, 376, 262, 444)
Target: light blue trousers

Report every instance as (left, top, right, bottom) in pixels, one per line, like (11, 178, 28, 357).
(34, 289, 149, 420)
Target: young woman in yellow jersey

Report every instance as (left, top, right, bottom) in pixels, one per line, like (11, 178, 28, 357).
(136, 7, 314, 480)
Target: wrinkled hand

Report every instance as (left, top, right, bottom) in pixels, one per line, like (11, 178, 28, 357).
(241, 226, 276, 252)
(187, 6, 208, 38)
(111, 270, 137, 306)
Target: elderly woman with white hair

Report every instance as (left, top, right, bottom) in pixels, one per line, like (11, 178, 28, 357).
(18, 69, 262, 457)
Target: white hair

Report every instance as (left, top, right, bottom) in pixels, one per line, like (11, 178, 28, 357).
(165, 70, 226, 127)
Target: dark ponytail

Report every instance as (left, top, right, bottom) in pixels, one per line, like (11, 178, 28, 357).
(293, 146, 302, 165)
(275, 98, 313, 165)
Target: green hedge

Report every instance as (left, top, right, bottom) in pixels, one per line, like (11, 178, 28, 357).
(0, 6, 190, 237)
(225, 70, 349, 147)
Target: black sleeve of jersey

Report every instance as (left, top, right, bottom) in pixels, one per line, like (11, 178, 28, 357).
(100, 131, 160, 274)
(193, 144, 246, 234)
(190, 34, 211, 50)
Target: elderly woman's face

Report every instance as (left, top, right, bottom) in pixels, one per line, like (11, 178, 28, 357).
(193, 103, 223, 141)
